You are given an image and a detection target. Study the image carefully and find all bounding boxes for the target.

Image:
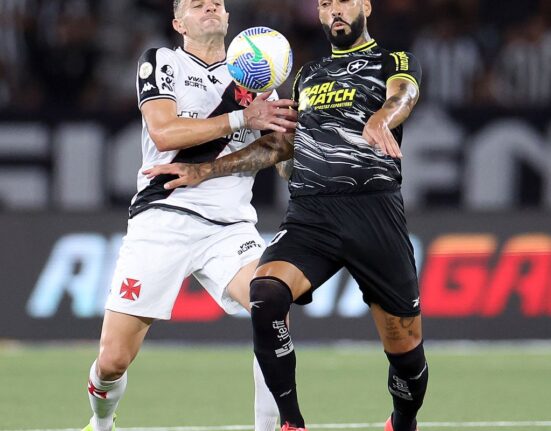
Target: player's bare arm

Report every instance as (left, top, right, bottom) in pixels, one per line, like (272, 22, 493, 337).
(362, 77, 419, 159)
(275, 159, 293, 180)
(144, 132, 294, 189)
(141, 92, 297, 152)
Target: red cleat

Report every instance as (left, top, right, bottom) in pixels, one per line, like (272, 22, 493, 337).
(281, 422, 308, 431)
(384, 417, 418, 431)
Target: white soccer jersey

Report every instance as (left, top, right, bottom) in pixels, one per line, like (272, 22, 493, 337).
(131, 47, 273, 224)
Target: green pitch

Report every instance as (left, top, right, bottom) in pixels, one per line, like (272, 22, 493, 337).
(0, 343, 550, 430)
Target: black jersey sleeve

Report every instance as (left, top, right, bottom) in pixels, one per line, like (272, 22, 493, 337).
(136, 48, 178, 108)
(383, 51, 422, 89)
(291, 66, 305, 103)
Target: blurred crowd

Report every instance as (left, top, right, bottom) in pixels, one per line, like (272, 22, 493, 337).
(0, 0, 550, 113)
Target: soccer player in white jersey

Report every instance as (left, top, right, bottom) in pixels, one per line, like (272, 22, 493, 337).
(82, 1, 297, 430)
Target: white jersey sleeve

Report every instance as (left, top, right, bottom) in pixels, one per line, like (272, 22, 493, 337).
(136, 48, 178, 108)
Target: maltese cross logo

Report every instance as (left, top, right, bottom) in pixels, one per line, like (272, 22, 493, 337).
(235, 86, 254, 107)
(88, 380, 108, 399)
(120, 278, 141, 301)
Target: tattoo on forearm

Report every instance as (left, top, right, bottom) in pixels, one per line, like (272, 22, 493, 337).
(207, 134, 293, 179)
(191, 164, 211, 179)
(276, 159, 293, 180)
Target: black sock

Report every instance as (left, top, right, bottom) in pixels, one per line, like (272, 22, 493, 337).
(250, 276, 304, 428)
(386, 341, 429, 431)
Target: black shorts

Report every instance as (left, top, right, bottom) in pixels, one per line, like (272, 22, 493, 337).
(259, 191, 420, 317)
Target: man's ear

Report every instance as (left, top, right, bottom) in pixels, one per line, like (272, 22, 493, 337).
(172, 18, 186, 35)
(364, 0, 372, 18)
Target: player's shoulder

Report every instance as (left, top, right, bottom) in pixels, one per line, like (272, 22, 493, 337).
(379, 46, 422, 86)
(138, 46, 178, 63)
(381, 47, 419, 66)
(296, 59, 324, 78)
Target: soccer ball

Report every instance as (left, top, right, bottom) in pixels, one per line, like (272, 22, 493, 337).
(226, 27, 293, 93)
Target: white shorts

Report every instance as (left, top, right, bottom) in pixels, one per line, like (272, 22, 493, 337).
(105, 208, 265, 319)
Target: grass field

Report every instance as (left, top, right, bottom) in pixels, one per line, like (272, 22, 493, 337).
(1, 342, 550, 431)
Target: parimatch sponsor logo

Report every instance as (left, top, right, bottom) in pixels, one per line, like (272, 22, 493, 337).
(298, 81, 357, 111)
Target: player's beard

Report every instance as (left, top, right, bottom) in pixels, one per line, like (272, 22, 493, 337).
(322, 12, 366, 50)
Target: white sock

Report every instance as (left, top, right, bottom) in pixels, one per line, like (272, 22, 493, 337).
(254, 355, 279, 431)
(87, 360, 127, 431)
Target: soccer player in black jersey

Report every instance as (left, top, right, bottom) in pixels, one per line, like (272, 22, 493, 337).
(145, 1, 428, 430)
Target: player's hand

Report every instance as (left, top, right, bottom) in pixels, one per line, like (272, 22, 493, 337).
(362, 113, 403, 159)
(244, 91, 298, 133)
(143, 163, 212, 189)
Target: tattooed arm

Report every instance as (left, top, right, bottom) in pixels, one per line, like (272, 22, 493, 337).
(143, 132, 295, 189)
(275, 159, 293, 181)
(362, 78, 419, 159)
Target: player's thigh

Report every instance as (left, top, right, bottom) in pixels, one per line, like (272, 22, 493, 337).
(370, 303, 423, 354)
(226, 258, 259, 311)
(257, 225, 342, 303)
(106, 208, 197, 320)
(343, 192, 420, 317)
(193, 222, 265, 315)
(98, 310, 153, 375)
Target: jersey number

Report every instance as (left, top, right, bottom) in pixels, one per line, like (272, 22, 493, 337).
(268, 230, 288, 247)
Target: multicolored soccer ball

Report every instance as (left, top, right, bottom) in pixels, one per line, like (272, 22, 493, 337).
(226, 27, 293, 93)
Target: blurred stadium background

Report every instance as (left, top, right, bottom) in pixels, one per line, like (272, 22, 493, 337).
(1, 0, 550, 429)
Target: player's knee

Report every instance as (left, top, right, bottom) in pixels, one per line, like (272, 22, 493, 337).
(97, 347, 132, 380)
(385, 333, 423, 355)
(386, 340, 427, 377)
(250, 276, 293, 322)
(382, 314, 423, 354)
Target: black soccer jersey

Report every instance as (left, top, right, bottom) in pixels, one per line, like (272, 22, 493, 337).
(289, 40, 422, 197)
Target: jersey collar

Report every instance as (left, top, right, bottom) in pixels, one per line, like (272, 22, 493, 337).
(177, 47, 227, 71)
(331, 39, 377, 58)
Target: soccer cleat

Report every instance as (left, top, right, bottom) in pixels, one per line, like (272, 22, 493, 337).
(281, 422, 308, 431)
(81, 414, 116, 431)
(384, 417, 418, 431)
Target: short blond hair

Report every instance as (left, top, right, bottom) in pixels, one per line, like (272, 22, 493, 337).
(173, 0, 182, 15)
